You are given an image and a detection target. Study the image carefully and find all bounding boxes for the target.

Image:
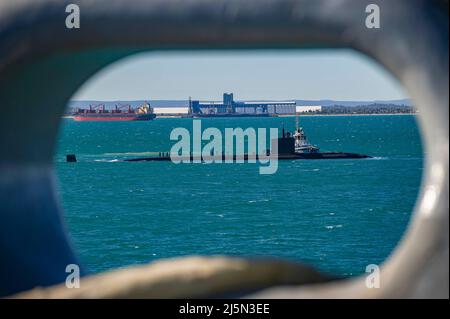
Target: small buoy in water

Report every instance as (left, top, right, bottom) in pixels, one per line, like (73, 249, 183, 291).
(66, 154, 77, 162)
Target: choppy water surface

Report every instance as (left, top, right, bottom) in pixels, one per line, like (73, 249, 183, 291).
(55, 115, 423, 276)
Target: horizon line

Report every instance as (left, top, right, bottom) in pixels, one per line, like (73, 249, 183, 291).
(70, 97, 410, 102)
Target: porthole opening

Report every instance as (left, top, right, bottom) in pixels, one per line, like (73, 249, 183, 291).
(56, 49, 423, 278)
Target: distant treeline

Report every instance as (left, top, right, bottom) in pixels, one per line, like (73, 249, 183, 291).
(311, 103, 416, 114)
(65, 103, 417, 116)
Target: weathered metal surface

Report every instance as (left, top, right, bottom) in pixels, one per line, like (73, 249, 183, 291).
(11, 256, 333, 299)
(0, 0, 448, 298)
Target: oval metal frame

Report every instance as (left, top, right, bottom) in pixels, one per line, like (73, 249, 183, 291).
(0, 0, 447, 298)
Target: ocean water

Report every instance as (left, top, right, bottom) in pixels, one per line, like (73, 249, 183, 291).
(55, 115, 423, 276)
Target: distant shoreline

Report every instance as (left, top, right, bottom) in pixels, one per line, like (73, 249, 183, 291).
(276, 113, 418, 117)
(147, 113, 418, 119)
(63, 113, 417, 119)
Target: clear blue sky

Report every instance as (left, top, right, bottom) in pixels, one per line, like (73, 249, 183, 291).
(72, 49, 408, 101)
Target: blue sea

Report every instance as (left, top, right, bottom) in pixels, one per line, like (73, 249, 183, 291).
(55, 115, 423, 277)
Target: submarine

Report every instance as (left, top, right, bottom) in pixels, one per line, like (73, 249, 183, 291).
(120, 116, 371, 162)
(66, 114, 370, 163)
(66, 135, 370, 162)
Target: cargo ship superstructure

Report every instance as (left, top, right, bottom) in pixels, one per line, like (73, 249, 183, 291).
(73, 102, 155, 121)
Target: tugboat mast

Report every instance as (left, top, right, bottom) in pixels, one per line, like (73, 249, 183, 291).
(293, 109, 319, 154)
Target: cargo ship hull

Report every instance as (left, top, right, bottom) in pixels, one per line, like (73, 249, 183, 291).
(73, 113, 156, 121)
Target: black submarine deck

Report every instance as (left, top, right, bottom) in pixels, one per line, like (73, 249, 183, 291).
(123, 152, 370, 162)
(66, 136, 371, 162)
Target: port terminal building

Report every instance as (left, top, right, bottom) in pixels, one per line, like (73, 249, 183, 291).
(149, 94, 322, 116)
(191, 93, 297, 116)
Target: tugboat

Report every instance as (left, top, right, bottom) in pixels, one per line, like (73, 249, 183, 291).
(293, 111, 319, 153)
(288, 111, 370, 159)
(293, 127, 320, 154)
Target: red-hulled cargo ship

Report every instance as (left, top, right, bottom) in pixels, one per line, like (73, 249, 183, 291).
(73, 103, 156, 121)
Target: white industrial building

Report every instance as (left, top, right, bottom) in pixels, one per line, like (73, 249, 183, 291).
(296, 105, 322, 113)
(152, 107, 189, 115)
(153, 104, 322, 116)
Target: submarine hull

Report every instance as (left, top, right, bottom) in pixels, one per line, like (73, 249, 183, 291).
(121, 152, 371, 162)
(294, 152, 371, 159)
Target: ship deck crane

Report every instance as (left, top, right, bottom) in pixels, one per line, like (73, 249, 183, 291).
(114, 103, 132, 113)
(88, 103, 106, 113)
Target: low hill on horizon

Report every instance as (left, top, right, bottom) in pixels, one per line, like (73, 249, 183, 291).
(68, 98, 412, 109)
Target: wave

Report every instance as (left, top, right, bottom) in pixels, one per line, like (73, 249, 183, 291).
(94, 159, 120, 162)
(102, 151, 159, 157)
(248, 199, 270, 203)
(367, 156, 388, 160)
(325, 224, 343, 230)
